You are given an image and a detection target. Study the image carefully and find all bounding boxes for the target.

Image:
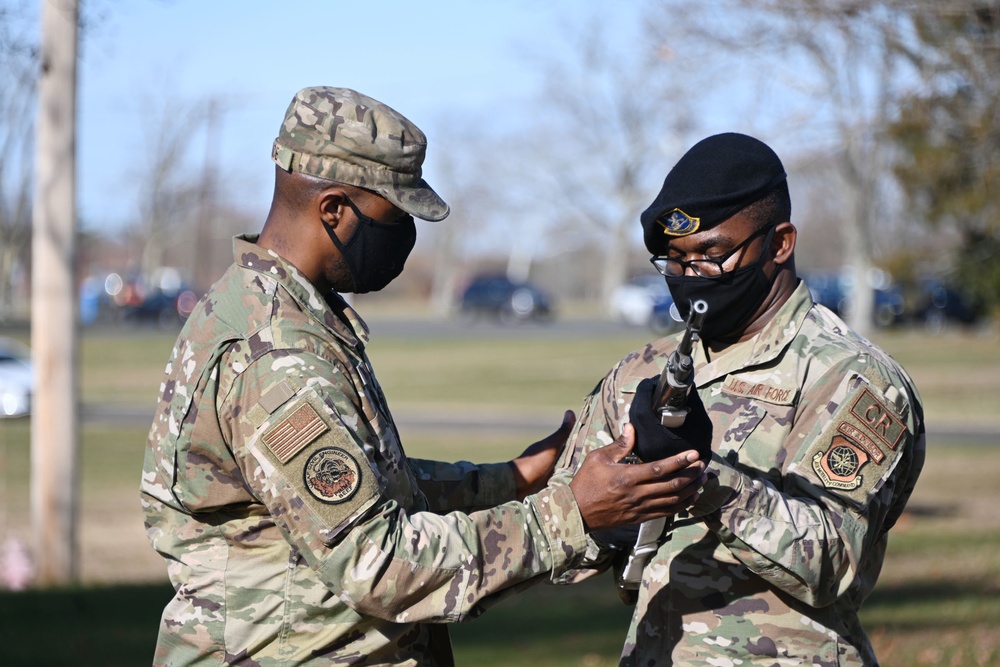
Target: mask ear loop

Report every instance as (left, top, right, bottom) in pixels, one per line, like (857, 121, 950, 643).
(321, 197, 368, 293)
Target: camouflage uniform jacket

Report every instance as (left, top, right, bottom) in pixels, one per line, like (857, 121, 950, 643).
(553, 281, 925, 666)
(140, 235, 587, 666)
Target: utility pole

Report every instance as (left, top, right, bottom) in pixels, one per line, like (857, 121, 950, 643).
(31, 0, 79, 585)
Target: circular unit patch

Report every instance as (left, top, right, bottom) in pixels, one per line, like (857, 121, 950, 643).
(303, 447, 363, 504)
(827, 445, 860, 477)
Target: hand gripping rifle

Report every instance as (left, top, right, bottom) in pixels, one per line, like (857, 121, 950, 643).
(618, 299, 708, 596)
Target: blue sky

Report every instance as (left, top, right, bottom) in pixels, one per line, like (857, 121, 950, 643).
(68, 0, 647, 232)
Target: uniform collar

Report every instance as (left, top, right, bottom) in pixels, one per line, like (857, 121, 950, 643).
(232, 234, 371, 351)
(695, 279, 813, 386)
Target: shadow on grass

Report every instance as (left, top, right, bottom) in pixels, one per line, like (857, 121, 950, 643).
(1, 575, 632, 667)
(4, 574, 996, 667)
(450, 573, 635, 664)
(862, 578, 1000, 631)
(0, 581, 174, 667)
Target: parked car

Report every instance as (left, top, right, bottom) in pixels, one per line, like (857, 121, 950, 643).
(0, 337, 33, 419)
(609, 275, 671, 327)
(911, 277, 985, 332)
(649, 291, 682, 334)
(458, 275, 554, 323)
(122, 284, 200, 327)
(801, 271, 905, 328)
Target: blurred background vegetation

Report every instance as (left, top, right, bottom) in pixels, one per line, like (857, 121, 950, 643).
(1, 1, 998, 335)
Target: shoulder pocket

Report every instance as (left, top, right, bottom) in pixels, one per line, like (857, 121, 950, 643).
(244, 385, 383, 547)
(795, 378, 910, 508)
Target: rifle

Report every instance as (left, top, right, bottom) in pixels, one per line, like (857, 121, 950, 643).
(617, 299, 708, 597)
(652, 299, 708, 426)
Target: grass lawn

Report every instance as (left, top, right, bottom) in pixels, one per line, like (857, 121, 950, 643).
(0, 322, 997, 666)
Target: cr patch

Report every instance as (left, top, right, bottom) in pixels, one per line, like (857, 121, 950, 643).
(850, 388, 904, 450)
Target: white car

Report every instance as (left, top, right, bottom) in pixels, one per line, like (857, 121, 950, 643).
(0, 337, 33, 418)
(609, 275, 671, 326)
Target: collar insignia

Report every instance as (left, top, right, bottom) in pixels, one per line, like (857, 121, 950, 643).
(657, 208, 700, 236)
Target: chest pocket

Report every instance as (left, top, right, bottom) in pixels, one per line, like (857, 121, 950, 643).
(709, 386, 797, 489)
(715, 399, 766, 460)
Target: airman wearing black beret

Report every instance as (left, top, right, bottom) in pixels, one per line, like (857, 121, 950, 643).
(553, 130, 925, 667)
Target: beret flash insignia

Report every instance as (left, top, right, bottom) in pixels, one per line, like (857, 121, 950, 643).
(657, 208, 700, 236)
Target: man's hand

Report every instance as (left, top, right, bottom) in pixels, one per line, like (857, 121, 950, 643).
(569, 424, 706, 532)
(629, 377, 713, 463)
(510, 410, 576, 501)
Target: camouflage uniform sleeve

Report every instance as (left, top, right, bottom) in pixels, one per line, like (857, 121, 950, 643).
(549, 364, 631, 581)
(690, 357, 925, 608)
(222, 350, 588, 623)
(407, 457, 517, 513)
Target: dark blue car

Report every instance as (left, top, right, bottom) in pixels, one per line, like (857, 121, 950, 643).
(458, 275, 554, 324)
(801, 272, 904, 328)
(649, 292, 681, 334)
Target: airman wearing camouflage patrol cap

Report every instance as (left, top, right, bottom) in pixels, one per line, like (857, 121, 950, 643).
(140, 85, 705, 666)
(551, 132, 926, 666)
(272, 86, 449, 222)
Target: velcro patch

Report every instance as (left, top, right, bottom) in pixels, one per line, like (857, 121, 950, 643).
(849, 388, 905, 451)
(722, 376, 796, 405)
(263, 403, 328, 463)
(259, 380, 296, 414)
(837, 421, 885, 464)
(303, 447, 363, 504)
(812, 435, 870, 491)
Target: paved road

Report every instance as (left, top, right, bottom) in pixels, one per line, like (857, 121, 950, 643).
(83, 403, 998, 445)
(74, 315, 998, 445)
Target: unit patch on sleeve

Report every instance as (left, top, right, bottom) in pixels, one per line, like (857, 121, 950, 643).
(303, 447, 363, 504)
(804, 381, 910, 501)
(812, 435, 870, 491)
(850, 387, 905, 450)
(262, 402, 328, 463)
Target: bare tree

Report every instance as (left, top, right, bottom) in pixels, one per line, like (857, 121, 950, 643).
(514, 11, 698, 309)
(0, 2, 37, 321)
(131, 94, 217, 282)
(649, 0, 928, 335)
(422, 123, 505, 315)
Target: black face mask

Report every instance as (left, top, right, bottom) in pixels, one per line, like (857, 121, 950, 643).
(664, 229, 777, 341)
(323, 198, 416, 294)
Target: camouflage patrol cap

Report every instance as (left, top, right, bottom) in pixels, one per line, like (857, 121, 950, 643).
(641, 132, 786, 253)
(272, 86, 450, 221)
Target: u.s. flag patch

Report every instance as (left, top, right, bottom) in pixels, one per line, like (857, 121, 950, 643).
(262, 403, 329, 464)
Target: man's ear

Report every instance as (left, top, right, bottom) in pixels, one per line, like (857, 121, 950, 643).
(772, 222, 796, 265)
(318, 189, 348, 228)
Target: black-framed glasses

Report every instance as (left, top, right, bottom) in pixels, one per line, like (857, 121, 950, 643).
(650, 223, 777, 279)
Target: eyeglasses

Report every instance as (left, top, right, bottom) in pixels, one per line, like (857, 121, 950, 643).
(650, 223, 776, 279)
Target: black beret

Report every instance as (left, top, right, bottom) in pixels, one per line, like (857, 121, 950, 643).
(641, 132, 787, 254)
